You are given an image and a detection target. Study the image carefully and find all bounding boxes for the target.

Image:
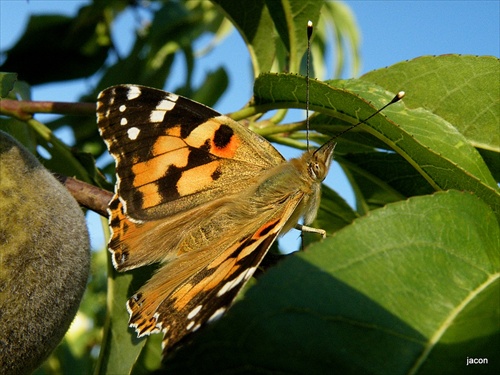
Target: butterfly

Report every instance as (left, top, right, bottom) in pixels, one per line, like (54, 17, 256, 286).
(96, 84, 336, 354)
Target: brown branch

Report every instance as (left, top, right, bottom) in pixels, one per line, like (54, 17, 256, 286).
(55, 175, 112, 218)
(0, 98, 95, 120)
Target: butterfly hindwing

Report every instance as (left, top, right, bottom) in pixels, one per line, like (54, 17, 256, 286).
(126, 194, 302, 352)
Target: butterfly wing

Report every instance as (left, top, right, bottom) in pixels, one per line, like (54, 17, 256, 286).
(126, 187, 306, 353)
(97, 85, 285, 222)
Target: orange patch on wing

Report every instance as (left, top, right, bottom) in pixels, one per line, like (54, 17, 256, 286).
(173, 258, 237, 310)
(176, 161, 220, 196)
(185, 120, 219, 148)
(137, 183, 161, 209)
(109, 196, 164, 271)
(152, 135, 186, 156)
(183, 119, 241, 158)
(109, 198, 132, 244)
(172, 283, 194, 310)
(166, 125, 182, 138)
(210, 131, 240, 159)
(207, 244, 239, 270)
(237, 243, 258, 261)
(132, 148, 190, 187)
(142, 319, 159, 334)
(237, 219, 281, 260)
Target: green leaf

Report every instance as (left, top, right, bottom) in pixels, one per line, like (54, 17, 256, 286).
(253, 73, 500, 218)
(316, 1, 361, 78)
(214, 1, 359, 79)
(0, 117, 35, 153)
(316, 183, 358, 233)
(0, 72, 17, 98)
(130, 333, 162, 375)
(334, 78, 500, 212)
(339, 152, 434, 213)
(95, 261, 159, 375)
(361, 55, 500, 152)
(479, 148, 500, 183)
(264, 0, 323, 72)
(0, 10, 109, 85)
(164, 190, 500, 374)
(96, 31, 176, 91)
(213, 0, 276, 75)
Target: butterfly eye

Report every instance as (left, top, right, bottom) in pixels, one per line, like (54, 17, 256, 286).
(309, 161, 324, 181)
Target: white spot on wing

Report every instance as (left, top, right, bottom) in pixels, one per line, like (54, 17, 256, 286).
(150, 110, 166, 123)
(217, 282, 230, 297)
(127, 86, 141, 100)
(157, 99, 176, 111)
(208, 307, 226, 324)
(244, 266, 258, 280)
(187, 305, 203, 320)
(120, 117, 128, 125)
(153, 313, 163, 330)
(119, 104, 126, 112)
(127, 127, 140, 140)
(149, 97, 177, 122)
(217, 271, 247, 297)
(161, 337, 169, 349)
(186, 321, 195, 331)
(166, 92, 179, 101)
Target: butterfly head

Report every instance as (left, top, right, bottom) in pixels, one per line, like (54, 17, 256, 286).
(308, 138, 336, 182)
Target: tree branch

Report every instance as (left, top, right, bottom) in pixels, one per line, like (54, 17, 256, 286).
(55, 175, 112, 217)
(0, 99, 95, 120)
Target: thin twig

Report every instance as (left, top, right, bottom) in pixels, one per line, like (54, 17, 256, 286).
(0, 99, 95, 120)
(55, 174, 112, 217)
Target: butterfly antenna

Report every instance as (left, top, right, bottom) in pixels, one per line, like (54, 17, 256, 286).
(306, 20, 313, 151)
(331, 91, 406, 141)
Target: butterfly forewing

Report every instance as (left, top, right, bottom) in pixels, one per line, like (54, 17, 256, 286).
(97, 85, 285, 222)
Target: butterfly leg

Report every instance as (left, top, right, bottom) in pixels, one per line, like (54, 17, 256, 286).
(295, 224, 326, 238)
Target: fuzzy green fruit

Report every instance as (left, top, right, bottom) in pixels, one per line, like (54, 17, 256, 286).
(0, 132, 90, 375)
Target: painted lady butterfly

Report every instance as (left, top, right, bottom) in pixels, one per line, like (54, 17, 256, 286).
(96, 84, 336, 353)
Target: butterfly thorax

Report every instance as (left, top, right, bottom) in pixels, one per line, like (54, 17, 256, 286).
(280, 138, 337, 230)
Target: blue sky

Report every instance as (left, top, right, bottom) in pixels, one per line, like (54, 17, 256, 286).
(1, 1, 499, 251)
(2, 1, 498, 103)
